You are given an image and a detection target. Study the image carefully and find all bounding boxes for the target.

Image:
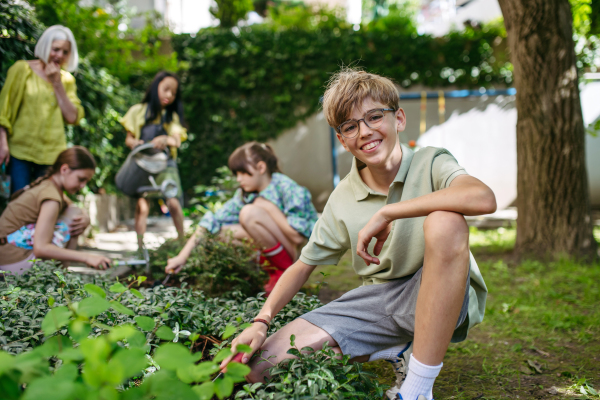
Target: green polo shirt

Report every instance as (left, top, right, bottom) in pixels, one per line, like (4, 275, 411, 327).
(300, 143, 487, 333)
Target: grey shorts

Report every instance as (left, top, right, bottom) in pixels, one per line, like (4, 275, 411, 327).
(300, 267, 470, 358)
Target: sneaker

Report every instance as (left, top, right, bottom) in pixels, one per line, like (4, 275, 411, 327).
(385, 343, 412, 400)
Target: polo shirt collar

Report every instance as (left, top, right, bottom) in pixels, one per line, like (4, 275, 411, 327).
(349, 143, 415, 201)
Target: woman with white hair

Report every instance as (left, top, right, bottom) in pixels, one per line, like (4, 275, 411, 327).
(0, 25, 85, 193)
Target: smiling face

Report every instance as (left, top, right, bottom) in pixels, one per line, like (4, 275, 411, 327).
(48, 40, 71, 67)
(59, 166, 94, 194)
(336, 97, 406, 168)
(157, 77, 179, 107)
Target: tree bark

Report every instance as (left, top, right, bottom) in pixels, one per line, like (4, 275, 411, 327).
(497, 0, 597, 258)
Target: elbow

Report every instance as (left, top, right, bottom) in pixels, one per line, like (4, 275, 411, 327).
(33, 244, 50, 259)
(476, 187, 497, 215)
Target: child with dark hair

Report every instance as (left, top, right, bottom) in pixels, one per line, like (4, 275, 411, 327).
(0, 146, 111, 274)
(120, 71, 187, 250)
(166, 141, 319, 294)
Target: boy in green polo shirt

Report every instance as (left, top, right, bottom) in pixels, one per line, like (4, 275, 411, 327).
(222, 68, 496, 400)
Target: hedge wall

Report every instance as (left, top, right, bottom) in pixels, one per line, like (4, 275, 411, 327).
(173, 21, 511, 190)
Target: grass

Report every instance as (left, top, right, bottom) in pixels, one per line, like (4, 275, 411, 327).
(303, 227, 600, 399)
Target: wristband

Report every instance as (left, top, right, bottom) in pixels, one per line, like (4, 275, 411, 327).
(253, 318, 270, 329)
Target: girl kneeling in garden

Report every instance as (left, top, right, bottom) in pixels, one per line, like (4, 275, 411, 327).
(166, 142, 319, 294)
(120, 71, 187, 251)
(0, 146, 111, 274)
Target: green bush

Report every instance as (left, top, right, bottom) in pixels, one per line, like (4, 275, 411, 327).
(172, 18, 511, 190)
(149, 234, 268, 298)
(0, 261, 328, 399)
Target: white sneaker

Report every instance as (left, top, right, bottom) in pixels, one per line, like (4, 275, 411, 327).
(385, 343, 412, 400)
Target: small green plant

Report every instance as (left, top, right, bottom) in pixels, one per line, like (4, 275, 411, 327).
(149, 234, 267, 297)
(235, 335, 387, 399)
(188, 166, 239, 219)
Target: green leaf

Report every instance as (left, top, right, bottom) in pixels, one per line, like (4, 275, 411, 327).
(155, 325, 175, 341)
(69, 320, 92, 342)
(77, 296, 110, 318)
(224, 362, 251, 379)
(213, 348, 232, 363)
(235, 344, 252, 354)
(110, 300, 135, 316)
(54, 363, 79, 381)
(79, 337, 111, 364)
(84, 283, 106, 299)
(57, 348, 84, 362)
(193, 381, 215, 400)
(47, 296, 55, 307)
(107, 348, 148, 383)
(214, 375, 234, 399)
(153, 343, 193, 370)
(130, 288, 144, 299)
(222, 324, 237, 339)
(137, 276, 147, 285)
(109, 282, 127, 293)
(134, 316, 155, 331)
(34, 335, 73, 358)
(0, 351, 15, 375)
(108, 325, 147, 348)
(41, 306, 72, 336)
(21, 376, 77, 400)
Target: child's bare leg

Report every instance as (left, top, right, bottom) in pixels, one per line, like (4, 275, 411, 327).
(135, 198, 150, 249)
(219, 224, 251, 244)
(413, 211, 470, 365)
(246, 318, 360, 383)
(252, 197, 305, 251)
(238, 204, 299, 258)
(166, 197, 185, 240)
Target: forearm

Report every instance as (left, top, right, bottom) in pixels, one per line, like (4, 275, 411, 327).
(52, 82, 78, 124)
(382, 182, 496, 221)
(0, 126, 7, 141)
(178, 227, 205, 259)
(34, 243, 88, 263)
(167, 134, 180, 148)
(255, 261, 316, 322)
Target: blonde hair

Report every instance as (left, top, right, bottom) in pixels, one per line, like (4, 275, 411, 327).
(322, 67, 400, 130)
(34, 25, 79, 72)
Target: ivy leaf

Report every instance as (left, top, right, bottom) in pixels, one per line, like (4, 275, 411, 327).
(134, 316, 155, 331)
(153, 343, 193, 370)
(130, 288, 144, 299)
(84, 283, 106, 299)
(109, 283, 127, 293)
(214, 375, 234, 399)
(224, 362, 251, 379)
(41, 306, 72, 336)
(69, 320, 92, 342)
(77, 297, 110, 318)
(222, 324, 236, 339)
(192, 381, 215, 400)
(235, 344, 252, 354)
(155, 326, 175, 341)
(213, 348, 232, 363)
(110, 301, 134, 316)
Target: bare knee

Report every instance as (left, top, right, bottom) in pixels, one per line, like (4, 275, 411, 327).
(166, 197, 181, 209)
(239, 204, 262, 228)
(423, 211, 469, 258)
(136, 199, 149, 216)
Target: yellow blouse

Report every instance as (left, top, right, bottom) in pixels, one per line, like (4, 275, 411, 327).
(0, 60, 85, 165)
(119, 103, 187, 159)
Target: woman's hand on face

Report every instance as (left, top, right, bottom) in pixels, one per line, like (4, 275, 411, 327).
(69, 214, 90, 237)
(165, 255, 185, 274)
(45, 62, 62, 85)
(220, 322, 268, 368)
(356, 209, 393, 266)
(85, 254, 111, 270)
(151, 136, 168, 150)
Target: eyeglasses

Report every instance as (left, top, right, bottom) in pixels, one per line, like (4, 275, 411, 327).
(337, 108, 396, 139)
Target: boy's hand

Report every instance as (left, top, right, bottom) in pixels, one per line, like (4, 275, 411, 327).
(165, 255, 186, 274)
(357, 209, 393, 266)
(220, 322, 268, 368)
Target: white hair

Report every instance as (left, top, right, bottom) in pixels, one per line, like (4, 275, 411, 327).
(34, 25, 79, 72)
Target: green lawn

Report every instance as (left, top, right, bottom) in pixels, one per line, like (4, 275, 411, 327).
(303, 227, 600, 399)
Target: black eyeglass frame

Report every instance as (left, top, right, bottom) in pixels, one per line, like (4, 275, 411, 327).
(336, 108, 397, 138)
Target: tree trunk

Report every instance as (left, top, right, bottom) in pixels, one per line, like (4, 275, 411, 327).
(497, 0, 597, 258)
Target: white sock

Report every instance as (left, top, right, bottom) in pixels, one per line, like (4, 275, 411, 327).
(398, 354, 442, 400)
(368, 343, 411, 362)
